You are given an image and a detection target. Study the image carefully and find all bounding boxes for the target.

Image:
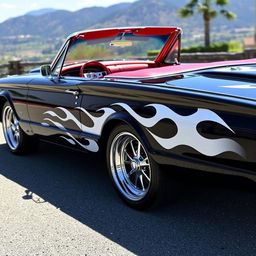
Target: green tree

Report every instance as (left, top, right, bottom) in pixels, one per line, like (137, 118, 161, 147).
(179, 0, 236, 47)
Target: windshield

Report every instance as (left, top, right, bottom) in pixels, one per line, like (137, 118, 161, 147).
(164, 35, 180, 65)
(64, 32, 171, 65)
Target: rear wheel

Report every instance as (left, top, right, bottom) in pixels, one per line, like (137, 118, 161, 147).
(2, 102, 36, 154)
(107, 124, 165, 210)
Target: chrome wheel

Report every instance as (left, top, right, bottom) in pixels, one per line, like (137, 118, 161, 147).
(2, 105, 20, 150)
(110, 132, 152, 201)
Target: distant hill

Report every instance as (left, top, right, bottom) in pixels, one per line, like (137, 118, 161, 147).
(0, 3, 133, 38)
(26, 8, 58, 16)
(0, 0, 253, 40)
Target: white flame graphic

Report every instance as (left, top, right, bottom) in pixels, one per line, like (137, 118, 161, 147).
(114, 103, 245, 158)
(42, 106, 114, 152)
(76, 107, 115, 135)
(44, 107, 115, 135)
(43, 118, 67, 131)
(41, 103, 245, 158)
(60, 133, 99, 152)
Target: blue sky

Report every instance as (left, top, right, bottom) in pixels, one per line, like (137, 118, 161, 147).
(0, 0, 137, 22)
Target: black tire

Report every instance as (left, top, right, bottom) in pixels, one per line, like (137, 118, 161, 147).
(2, 102, 37, 154)
(106, 124, 165, 210)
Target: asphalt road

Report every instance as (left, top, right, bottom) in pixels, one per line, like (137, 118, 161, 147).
(0, 123, 256, 256)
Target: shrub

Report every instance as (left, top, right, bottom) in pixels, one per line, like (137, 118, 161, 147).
(147, 50, 160, 57)
(181, 41, 242, 53)
(147, 41, 242, 57)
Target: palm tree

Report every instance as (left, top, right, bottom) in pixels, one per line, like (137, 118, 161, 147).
(179, 0, 236, 47)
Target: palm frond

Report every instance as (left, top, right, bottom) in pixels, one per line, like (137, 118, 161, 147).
(179, 7, 194, 17)
(216, 0, 229, 6)
(220, 9, 236, 19)
(208, 8, 218, 18)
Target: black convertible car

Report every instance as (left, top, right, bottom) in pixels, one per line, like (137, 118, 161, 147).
(0, 27, 256, 209)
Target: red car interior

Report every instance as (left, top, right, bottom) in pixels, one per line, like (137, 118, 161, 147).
(105, 58, 256, 79)
(60, 27, 182, 78)
(62, 60, 158, 77)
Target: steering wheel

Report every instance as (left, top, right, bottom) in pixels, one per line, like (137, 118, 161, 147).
(79, 61, 108, 77)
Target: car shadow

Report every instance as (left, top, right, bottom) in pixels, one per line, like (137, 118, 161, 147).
(0, 142, 255, 256)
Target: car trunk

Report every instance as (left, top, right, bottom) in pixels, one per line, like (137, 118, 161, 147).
(166, 66, 256, 102)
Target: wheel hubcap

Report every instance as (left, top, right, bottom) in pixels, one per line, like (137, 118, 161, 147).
(110, 132, 151, 201)
(2, 106, 20, 150)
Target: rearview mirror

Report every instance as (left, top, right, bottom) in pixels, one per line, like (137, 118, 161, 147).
(40, 64, 52, 77)
(109, 41, 133, 47)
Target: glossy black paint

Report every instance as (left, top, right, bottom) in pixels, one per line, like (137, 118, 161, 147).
(1, 68, 256, 181)
(1, 27, 256, 184)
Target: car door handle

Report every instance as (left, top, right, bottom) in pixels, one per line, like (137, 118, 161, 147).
(65, 89, 81, 96)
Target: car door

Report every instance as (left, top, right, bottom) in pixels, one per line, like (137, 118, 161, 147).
(27, 75, 83, 148)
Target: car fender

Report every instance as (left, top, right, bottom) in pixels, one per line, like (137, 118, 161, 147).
(0, 90, 18, 120)
(102, 111, 155, 155)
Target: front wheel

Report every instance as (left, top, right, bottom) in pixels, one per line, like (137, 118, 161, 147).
(106, 124, 165, 210)
(2, 102, 36, 154)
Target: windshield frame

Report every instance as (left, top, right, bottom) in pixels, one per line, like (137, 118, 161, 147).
(50, 27, 182, 75)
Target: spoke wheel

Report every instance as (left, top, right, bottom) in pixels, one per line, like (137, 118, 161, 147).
(110, 132, 151, 201)
(2, 105, 21, 150)
(107, 124, 165, 210)
(2, 102, 37, 154)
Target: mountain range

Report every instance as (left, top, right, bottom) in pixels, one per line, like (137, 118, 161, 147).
(26, 8, 58, 16)
(0, 0, 253, 40)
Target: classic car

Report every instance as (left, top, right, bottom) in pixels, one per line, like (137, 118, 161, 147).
(0, 26, 256, 209)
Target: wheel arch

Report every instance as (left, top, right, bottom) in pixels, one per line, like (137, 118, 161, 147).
(99, 112, 154, 154)
(0, 91, 15, 122)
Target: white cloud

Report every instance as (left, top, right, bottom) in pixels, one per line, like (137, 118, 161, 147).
(31, 3, 39, 9)
(0, 3, 16, 8)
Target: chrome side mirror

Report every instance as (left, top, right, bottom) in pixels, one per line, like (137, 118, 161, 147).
(40, 64, 52, 77)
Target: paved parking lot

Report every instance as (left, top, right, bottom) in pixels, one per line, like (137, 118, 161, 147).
(0, 123, 256, 256)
